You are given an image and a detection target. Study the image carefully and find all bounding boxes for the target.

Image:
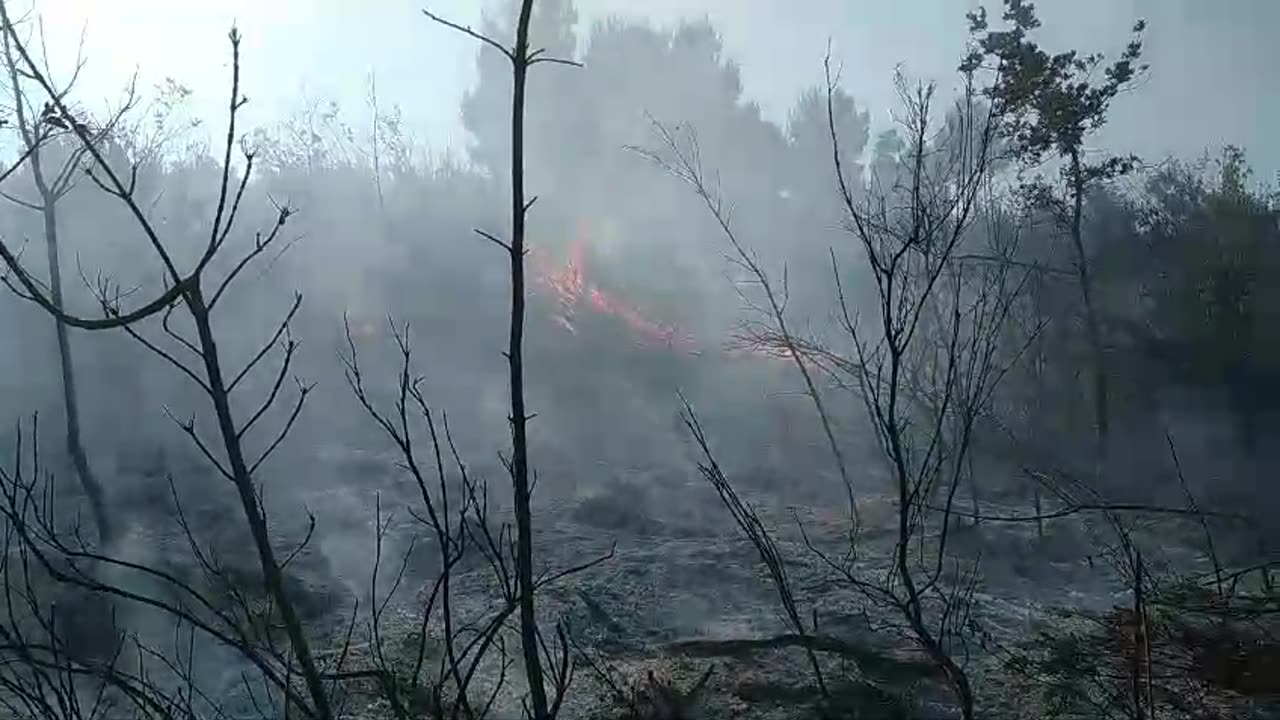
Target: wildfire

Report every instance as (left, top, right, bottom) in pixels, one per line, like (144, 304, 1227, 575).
(530, 220, 696, 352)
(350, 217, 779, 364)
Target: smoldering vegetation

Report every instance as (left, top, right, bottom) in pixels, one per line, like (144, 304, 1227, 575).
(0, 1, 1276, 719)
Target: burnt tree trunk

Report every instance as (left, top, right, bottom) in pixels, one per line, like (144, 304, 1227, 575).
(39, 198, 111, 545)
(1069, 150, 1109, 459)
(0, 23, 110, 546)
(507, 1, 549, 716)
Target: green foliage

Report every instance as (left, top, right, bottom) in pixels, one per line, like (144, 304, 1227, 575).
(962, 0, 1147, 173)
(1130, 147, 1280, 444)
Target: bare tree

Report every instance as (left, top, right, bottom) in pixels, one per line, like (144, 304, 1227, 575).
(0, 12, 334, 719)
(629, 120, 859, 534)
(0, 414, 348, 720)
(0, 13, 138, 546)
(679, 397, 829, 699)
(420, 3, 582, 717)
(341, 324, 516, 720)
(339, 322, 609, 719)
(818, 63, 1022, 720)
(642, 47, 1024, 717)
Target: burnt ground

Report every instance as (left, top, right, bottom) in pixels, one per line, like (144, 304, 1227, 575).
(93, 423, 1270, 720)
(286, 447, 1211, 720)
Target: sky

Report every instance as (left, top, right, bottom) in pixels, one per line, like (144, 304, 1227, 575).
(27, 0, 1280, 180)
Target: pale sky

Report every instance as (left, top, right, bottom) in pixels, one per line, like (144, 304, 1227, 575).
(28, 0, 1280, 178)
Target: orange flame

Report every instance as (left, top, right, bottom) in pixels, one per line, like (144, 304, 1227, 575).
(350, 219, 783, 371)
(530, 221, 695, 352)
(529, 218, 798, 392)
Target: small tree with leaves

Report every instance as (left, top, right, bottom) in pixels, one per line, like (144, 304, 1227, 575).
(962, 0, 1148, 455)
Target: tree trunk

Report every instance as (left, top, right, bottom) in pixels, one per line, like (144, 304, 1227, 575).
(508, 2, 549, 717)
(48, 213, 111, 545)
(1, 19, 110, 546)
(1031, 280, 1045, 540)
(968, 448, 980, 528)
(1069, 150, 1109, 458)
(1034, 483, 1044, 540)
(188, 288, 333, 720)
(34, 159, 111, 546)
(1130, 550, 1149, 720)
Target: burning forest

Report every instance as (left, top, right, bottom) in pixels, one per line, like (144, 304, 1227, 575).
(531, 219, 697, 353)
(0, 1, 1276, 719)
